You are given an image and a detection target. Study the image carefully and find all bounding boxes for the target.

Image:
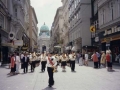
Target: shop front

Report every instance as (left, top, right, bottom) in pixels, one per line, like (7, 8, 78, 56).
(21, 33, 30, 52)
(99, 25, 120, 64)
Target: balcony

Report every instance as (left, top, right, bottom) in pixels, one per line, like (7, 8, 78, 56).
(98, 0, 108, 8)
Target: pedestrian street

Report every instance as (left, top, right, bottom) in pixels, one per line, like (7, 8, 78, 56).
(0, 62, 120, 90)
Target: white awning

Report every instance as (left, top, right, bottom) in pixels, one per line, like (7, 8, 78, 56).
(54, 45, 61, 48)
(2, 43, 18, 48)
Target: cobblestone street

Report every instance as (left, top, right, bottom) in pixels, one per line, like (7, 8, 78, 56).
(0, 62, 120, 90)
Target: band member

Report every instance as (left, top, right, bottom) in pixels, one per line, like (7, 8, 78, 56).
(47, 53, 57, 87)
(15, 53, 20, 74)
(37, 53, 41, 66)
(61, 53, 67, 72)
(23, 53, 30, 73)
(30, 53, 36, 72)
(69, 52, 76, 72)
(41, 53, 47, 72)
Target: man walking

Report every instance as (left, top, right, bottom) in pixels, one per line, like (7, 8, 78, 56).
(47, 53, 57, 87)
(23, 53, 30, 73)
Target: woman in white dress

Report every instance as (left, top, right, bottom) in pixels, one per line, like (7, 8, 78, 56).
(15, 53, 21, 74)
(85, 52, 89, 66)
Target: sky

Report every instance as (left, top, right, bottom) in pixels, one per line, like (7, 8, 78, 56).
(31, 0, 62, 34)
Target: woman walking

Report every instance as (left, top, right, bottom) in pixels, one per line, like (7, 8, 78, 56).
(61, 53, 67, 72)
(106, 50, 113, 71)
(10, 54, 15, 75)
(100, 51, 106, 67)
(15, 53, 20, 74)
(92, 52, 98, 68)
(69, 52, 76, 72)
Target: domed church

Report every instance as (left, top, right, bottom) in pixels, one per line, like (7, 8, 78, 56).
(38, 23, 50, 53)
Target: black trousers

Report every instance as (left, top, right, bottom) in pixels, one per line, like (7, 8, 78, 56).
(41, 61, 46, 71)
(23, 63, 28, 73)
(31, 61, 35, 72)
(94, 62, 98, 68)
(47, 67, 54, 85)
(98, 58, 101, 68)
(71, 61, 75, 71)
(70, 60, 72, 67)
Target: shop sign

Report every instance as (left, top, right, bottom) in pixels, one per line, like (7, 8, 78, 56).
(95, 37, 99, 42)
(103, 26, 120, 36)
(14, 40, 23, 46)
(90, 26, 95, 32)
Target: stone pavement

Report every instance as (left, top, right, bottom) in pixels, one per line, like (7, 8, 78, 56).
(0, 62, 120, 90)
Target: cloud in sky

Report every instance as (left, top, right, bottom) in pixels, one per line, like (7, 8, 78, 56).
(31, 0, 62, 34)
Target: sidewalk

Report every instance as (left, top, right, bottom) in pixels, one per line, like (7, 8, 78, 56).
(0, 62, 120, 90)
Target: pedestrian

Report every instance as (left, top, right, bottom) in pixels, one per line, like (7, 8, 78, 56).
(69, 52, 76, 72)
(30, 53, 36, 72)
(20, 52, 24, 69)
(92, 51, 98, 68)
(79, 52, 83, 66)
(47, 53, 57, 87)
(23, 53, 30, 73)
(82, 53, 85, 65)
(85, 52, 89, 66)
(96, 52, 101, 68)
(9, 54, 15, 75)
(15, 53, 20, 74)
(61, 53, 67, 72)
(41, 52, 47, 72)
(100, 51, 106, 67)
(76, 52, 80, 63)
(106, 50, 113, 71)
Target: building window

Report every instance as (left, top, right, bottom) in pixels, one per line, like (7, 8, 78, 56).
(15, 8, 17, 17)
(94, 0, 98, 15)
(111, 2, 114, 20)
(118, 1, 120, 17)
(0, 13, 4, 29)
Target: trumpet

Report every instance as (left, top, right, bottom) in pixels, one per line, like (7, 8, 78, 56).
(52, 66, 56, 72)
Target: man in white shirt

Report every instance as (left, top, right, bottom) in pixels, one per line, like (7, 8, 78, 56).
(47, 53, 57, 87)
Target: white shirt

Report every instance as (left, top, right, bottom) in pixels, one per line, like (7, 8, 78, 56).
(69, 54, 76, 61)
(85, 54, 88, 60)
(25, 56, 27, 62)
(47, 56, 57, 67)
(61, 56, 67, 61)
(41, 55, 47, 61)
(16, 56, 20, 64)
(21, 54, 24, 59)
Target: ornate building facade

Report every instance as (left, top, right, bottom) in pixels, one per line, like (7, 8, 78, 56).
(38, 23, 50, 53)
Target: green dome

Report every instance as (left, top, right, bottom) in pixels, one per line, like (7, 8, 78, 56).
(40, 23, 49, 31)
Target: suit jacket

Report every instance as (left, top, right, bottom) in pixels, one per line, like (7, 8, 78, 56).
(23, 56, 30, 64)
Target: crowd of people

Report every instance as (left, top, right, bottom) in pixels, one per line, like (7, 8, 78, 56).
(7, 50, 115, 87)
